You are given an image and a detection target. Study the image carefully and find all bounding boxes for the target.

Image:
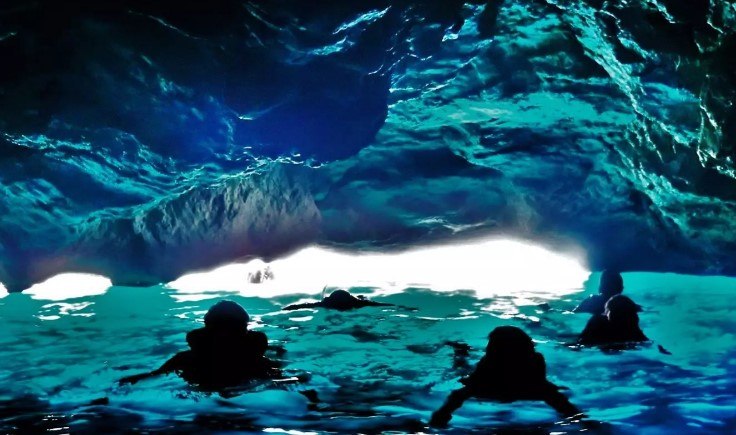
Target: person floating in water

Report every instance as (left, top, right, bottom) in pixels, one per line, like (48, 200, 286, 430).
(119, 300, 279, 389)
(248, 267, 274, 284)
(577, 295, 648, 346)
(574, 270, 640, 314)
(430, 326, 582, 428)
(282, 289, 395, 311)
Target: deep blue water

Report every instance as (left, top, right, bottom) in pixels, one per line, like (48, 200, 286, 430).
(1, 271, 734, 434)
(2, 2, 735, 432)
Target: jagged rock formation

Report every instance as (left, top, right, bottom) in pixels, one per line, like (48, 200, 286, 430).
(1, 1, 734, 290)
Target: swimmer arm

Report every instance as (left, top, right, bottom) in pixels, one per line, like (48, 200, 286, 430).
(118, 366, 172, 385)
(118, 371, 156, 385)
(118, 352, 188, 385)
(572, 297, 595, 313)
(429, 386, 473, 427)
(353, 296, 394, 308)
(282, 302, 320, 311)
(365, 301, 395, 307)
(541, 384, 583, 418)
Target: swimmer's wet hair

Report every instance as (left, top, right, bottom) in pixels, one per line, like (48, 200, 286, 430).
(204, 300, 249, 329)
(486, 326, 535, 355)
(600, 270, 624, 296)
(327, 289, 355, 301)
(605, 295, 639, 322)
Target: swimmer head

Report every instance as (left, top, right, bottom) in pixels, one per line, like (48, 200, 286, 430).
(325, 289, 358, 305)
(486, 326, 535, 357)
(599, 270, 624, 298)
(604, 295, 639, 326)
(204, 300, 250, 331)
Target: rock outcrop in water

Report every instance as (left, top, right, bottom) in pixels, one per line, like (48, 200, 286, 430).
(1, 0, 735, 290)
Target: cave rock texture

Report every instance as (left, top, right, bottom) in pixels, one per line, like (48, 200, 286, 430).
(1, 0, 735, 291)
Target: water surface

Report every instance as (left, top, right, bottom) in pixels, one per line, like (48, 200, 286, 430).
(1, 272, 734, 433)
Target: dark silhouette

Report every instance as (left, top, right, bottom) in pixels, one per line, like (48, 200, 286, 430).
(573, 270, 641, 314)
(577, 295, 648, 346)
(119, 300, 279, 389)
(430, 326, 582, 428)
(282, 289, 394, 311)
(248, 267, 274, 284)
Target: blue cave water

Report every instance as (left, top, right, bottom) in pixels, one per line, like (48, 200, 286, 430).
(1, 270, 734, 433)
(2, 1, 736, 433)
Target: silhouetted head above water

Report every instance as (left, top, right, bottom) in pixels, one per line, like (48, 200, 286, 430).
(599, 270, 624, 298)
(485, 326, 535, 357)
(204, 300, 250, 331)
(282, 289, 395, 311)
(573, 270, 628, 314)
(324, 289, 358, 306)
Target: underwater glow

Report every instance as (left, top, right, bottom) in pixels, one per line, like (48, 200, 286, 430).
(168, 238, 589, 300)
(0, 282, 7, 299)
(23, 273, 113, 301)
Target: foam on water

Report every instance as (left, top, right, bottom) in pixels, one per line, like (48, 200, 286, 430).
(0, 272, 735, 433)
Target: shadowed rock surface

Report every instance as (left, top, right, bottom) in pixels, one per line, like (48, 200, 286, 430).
(1, 0, 735, 290)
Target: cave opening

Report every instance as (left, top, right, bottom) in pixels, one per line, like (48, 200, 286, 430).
(168, 238, 590, 300)
(22, 273, 112, 301)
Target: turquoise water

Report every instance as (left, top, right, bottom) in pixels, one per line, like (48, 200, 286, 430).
(1, 272, 735, 433)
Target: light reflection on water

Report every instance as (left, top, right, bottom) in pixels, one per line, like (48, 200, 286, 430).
(0, 273, 734, 433)
(24, 273, 112, 301)
(168, 239, 589, 302)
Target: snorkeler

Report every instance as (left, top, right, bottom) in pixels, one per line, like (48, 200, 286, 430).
(430, 326, 582, 428)
(282, 289, 395, 311)
(577, 295, 648, 346)
(119, 300, 279, 389)
(573, 270, 641, 314)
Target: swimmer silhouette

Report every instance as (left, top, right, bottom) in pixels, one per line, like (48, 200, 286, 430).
(119, 300, 279, 389)
(283, 289, 394, 311)
(574, 270, 637, 314)
(430, 326, 582, 428)
(577, 295, 648, 346)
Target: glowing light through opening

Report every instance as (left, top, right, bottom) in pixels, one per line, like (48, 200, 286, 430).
(23, 273, 112, 301)
(0, 282, 7, 299)
(169, 239, 589, 300)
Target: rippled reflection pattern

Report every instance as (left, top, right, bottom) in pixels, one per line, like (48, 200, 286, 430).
(1, 272, 734, 433)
